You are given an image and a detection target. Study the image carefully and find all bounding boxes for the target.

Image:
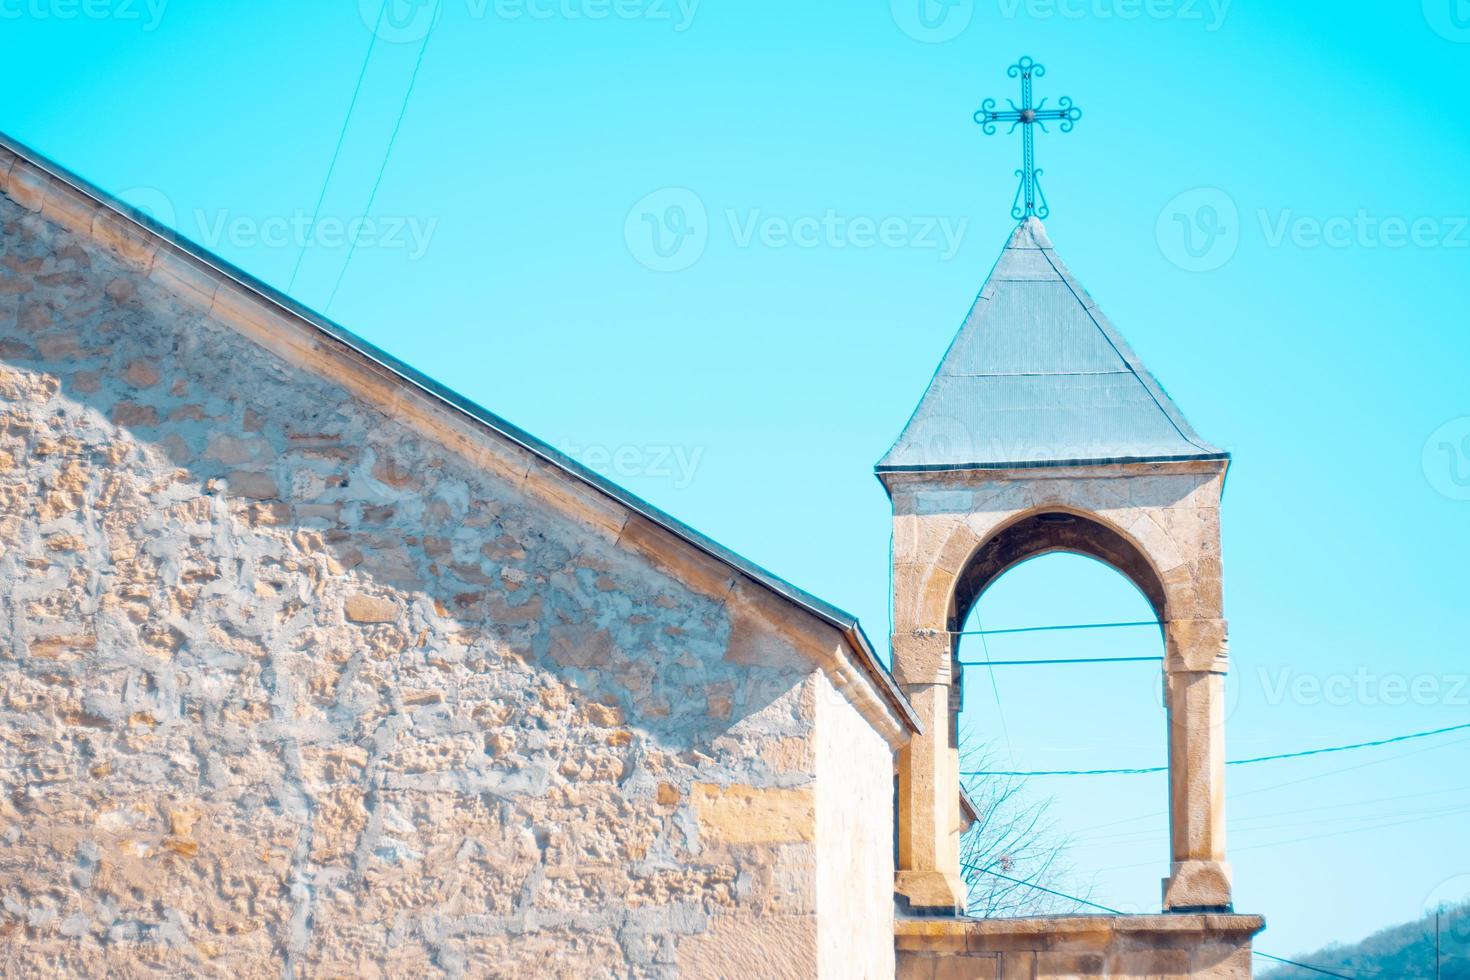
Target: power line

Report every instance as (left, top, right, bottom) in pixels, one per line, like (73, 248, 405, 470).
(947, 620, 1158, 637)
(1062, 738, 1470, 847)
(1071, 786, 1470, 849)
(962, 864, 1121, 914)
(1093, 803, 1470, 875)
(971, 612, 1016, 766)
(963, 866, 1357, 979)
(961, 722, 1470, 777)
(323, 0, 441, 312)
(1253, 951, 1358, 979)
(958, 655, 1161, 667)
(1229, 723, 1470, 767)
(287, 0, 388, 296)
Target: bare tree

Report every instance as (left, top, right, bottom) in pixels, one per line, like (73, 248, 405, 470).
(958, 736, 1095, 917)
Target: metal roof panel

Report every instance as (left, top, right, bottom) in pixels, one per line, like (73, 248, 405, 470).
(879, 218, 1225, 472)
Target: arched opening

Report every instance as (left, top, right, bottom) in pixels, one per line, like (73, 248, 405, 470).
(949, 510, 1168, 635)
(952, 511, 1171, 916)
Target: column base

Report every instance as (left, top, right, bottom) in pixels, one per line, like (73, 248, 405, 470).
(1162, 860, 1233, 912)
(896, 870, 967, 916)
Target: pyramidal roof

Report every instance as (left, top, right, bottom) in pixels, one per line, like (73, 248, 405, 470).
(878, 218, 1226, 473)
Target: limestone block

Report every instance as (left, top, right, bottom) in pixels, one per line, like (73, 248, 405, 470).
(343, 594, 399, 624)
(998, 950, 1036, 980)
(7, 161, 48, 212)
(894, 869, 966, 915)
(1163, 859, 1234, 911)
(92, 208, 159, 270)
(891, 631, 953, 687)
(1165, 617, 1230, 674)
(148, 249, 220, 312)
(691, 783, 815, 844)
(677, 914, 818, 979)
(40, 178, 99, 237)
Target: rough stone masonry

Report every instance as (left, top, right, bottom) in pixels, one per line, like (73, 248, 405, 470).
(0, 144, 911, 977)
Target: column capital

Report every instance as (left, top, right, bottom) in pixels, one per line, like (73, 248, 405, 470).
(1164, 617, 1229, 675)
(891, 630, 954, 687)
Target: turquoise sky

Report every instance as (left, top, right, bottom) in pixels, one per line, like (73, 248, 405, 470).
(4, 0, 1468, 962)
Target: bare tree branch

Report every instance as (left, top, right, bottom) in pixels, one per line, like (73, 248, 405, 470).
(957, 733, 1097, 917)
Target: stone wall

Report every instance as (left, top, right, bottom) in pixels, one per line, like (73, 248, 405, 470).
(815, 671, 896, 979)
(0, 165, 903, 978)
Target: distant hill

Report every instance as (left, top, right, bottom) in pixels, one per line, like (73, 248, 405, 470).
(1261, 902, 1470, 979)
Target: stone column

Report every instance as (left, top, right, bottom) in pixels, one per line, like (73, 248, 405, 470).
(1162, 617, 1233, 911)
(892, 630, 966, 914)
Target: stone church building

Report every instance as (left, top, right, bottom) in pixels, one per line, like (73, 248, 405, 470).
(0, 134, 1262, 976)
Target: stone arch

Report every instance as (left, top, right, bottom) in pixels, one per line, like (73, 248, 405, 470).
(946, 508, 1170, 636)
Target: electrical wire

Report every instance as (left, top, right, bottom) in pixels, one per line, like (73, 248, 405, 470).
(323, 0, 441, 312)
(1252, 951, 1358, 979)
(961, 722, 1470, 777)
(961, 864, 1121, 914)
(286, 0, 388, 296)
(970, 611, 1016, 766)
(947, 620, 1158, 637)
(957, 655, 1161, 667)
(962, 866, 1360, 979)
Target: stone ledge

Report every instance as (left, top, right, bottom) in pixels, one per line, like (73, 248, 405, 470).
(898, 914, 1264, 979)
(893, 916, 1264, 946)
(897, 912, 1264, 946)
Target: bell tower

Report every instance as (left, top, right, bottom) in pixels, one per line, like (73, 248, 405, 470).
(880, 217, 1235, 915)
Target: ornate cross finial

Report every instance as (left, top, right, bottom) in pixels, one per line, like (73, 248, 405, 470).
(974, 57, 1082, 220)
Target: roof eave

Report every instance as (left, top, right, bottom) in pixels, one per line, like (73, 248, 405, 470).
(877, 450, 1231, 476)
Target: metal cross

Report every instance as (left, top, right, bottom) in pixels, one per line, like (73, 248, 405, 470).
(974, 57, 1082, 220)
